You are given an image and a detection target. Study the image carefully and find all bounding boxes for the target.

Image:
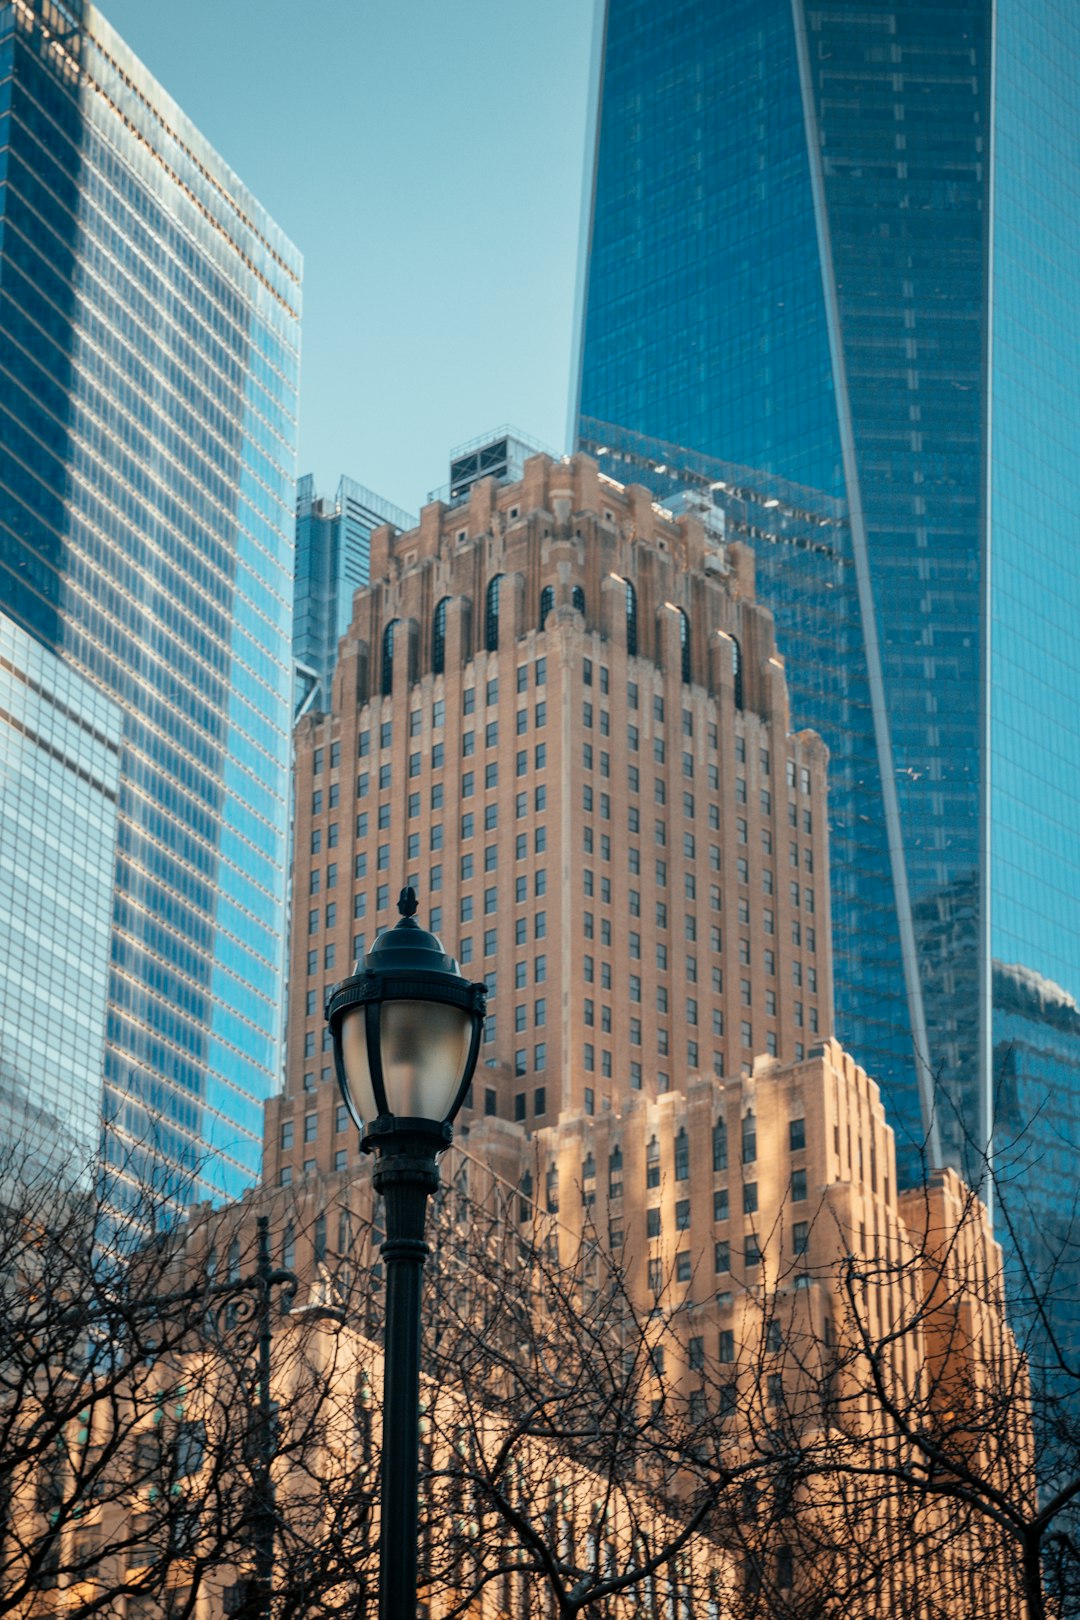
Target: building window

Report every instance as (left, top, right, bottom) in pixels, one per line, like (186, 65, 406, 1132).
(674, 1128, 689, 1181)
(713, 1118, 728, 1172)
(381, 619, 399, 696)
(485, 574, 504, 651)
(608, 1145, 623, 1200)
(625, 580, 638, 654)
(539, 584, 554, 628)
(791, 1169, 808, 1202)
(647, 1207, 661, 1239)
(731, 636, 743, 709)
(646, 1136, 660, 1189)
(679, 607, 691, 683)
(675, 1198, 690, 1231)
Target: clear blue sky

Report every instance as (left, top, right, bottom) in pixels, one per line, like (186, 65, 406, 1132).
(101, 0, 596, 514)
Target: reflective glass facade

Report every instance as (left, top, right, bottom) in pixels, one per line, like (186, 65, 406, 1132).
(0, 611, 121, 1175)
(294, 475, 414, 713)
(988, 0, 1080, 1357)
(576, 0, 1080, 1355)
(0, 1, 301, 1206)
(578, 420, 910, 1152)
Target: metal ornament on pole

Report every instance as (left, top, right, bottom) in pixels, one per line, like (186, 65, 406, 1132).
(326, 888, 486, 1620)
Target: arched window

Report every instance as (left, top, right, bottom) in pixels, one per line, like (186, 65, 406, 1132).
(432, 597, 449, 675)
(485, 575, 504, 651)
(572, 585, 586, 616)
(674, 1127, 689, 1181)
(625, 580, 638, 656)
(731, 635, 743, 710)
(679, 608, 691, 684)
(314, 1210, 327, 1263)
(381, 619, 399, 697)
(713, 1118, 728, 1172)
(539, 584, 555, 629)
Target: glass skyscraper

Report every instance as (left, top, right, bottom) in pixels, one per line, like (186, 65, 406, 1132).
(575, 0, 1080, 1351)
(0, 611, 121, 1178)
(294, 475, 414, 715)
(0, 0, 301, 1206)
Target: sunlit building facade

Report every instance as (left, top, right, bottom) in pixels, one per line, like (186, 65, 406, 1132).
(0, 0, 301, 1203)
(574, 0, 1080, 1353)
(271, 449, 832, 1175)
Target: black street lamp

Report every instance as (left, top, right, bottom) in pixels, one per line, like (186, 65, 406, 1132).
(326, 886, 486, 1620)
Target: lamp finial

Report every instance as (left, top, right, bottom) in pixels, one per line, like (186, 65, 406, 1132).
(398, 885, 418, 919)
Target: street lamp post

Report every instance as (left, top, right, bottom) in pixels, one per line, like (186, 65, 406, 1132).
(63, 1216, 297, 1620)
(326, 887, 486, 1620)
(234, 1215, 297, 1620)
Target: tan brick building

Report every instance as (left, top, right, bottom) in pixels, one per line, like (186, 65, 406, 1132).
(268, 450, 831, 1185)
(531, 1039, 900, 1374)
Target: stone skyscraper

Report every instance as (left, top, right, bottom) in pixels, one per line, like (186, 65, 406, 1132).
(270, 449, 830, 1177)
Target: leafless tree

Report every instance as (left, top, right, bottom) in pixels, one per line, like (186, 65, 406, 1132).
(3, 1122, 1073, 1620)
(408, 1132, 1076, 1620)
(0, 1149, 380, 1619)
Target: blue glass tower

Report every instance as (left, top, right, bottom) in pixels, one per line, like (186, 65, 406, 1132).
(294, 475, 415, 715)
(575, 0, 1080, 1353)
(0, 0, 301, 1206)
(0, 611, 122, 1177)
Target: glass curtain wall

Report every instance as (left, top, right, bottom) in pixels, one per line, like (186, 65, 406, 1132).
(0, 0, 301, 1206)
